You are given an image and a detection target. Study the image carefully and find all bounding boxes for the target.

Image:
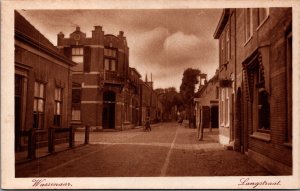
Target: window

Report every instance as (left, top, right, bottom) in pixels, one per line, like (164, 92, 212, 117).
(33, 82, 45, 129)
(258, 8, 269, 26)
(225, 88, 230, 126)
(258, 89, 270, 130)
(104, 48, 117, 71)
(253, 64, 270, 132)
(54, 87, 63, 126)
(220, 88, 225, 125)
(104, 59, 116, 71)
(245, 8, 253, 41)
(71, 87, 81, 121)
(72, 47, 84, 72)
(220, 88, 230, 127)
(287, 31, 292, 143)
(220, 35, 225, 66)
(226, 26, 230, 61)
(104, 48, 117, 57)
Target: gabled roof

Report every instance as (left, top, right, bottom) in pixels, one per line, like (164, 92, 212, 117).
(15, 11, 76, 66)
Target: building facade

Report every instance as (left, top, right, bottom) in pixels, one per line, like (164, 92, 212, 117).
(15, 11, 76, 151)
(214, 8, 292, 174)
(195, 72, 219, 140)
(58, 26, 158, 130)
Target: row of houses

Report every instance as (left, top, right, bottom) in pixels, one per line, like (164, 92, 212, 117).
(14, 11, 161, 152)
(195, 8, 292, 175)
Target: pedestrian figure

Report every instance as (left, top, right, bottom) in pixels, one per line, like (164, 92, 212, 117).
(144, 116, 151, 132)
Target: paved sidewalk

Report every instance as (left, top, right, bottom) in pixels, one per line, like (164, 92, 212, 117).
(15, 142, 85, 164)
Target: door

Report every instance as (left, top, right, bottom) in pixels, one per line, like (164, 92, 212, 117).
(211, 106, 219, 128)
(15, 75, 22, 151)
(102, 91, 116, 129)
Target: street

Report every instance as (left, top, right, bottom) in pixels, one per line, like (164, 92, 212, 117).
(16, 122, 271, 177)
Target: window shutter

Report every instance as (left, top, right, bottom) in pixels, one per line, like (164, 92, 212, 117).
(64, 47, 72, 58)
(84, 47, 91, 72)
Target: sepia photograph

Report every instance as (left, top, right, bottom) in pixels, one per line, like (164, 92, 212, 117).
(1, 0, 300, 189)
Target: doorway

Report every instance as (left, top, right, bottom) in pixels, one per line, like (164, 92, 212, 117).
(102, 91, 116, 129)
(15, 75, 22, 151)
(236, 88, 244, 153)
(210, 106, 219, 128)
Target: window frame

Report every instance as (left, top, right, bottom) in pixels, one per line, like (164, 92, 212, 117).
(71, 46, 84, 72)
(244, 8, 253, 43)
(54, 87, 63, 127)
(257, 8, 270, 30)
(33, 81, 46, 129)
(225, 25, 231, 62)
(104, 47, 118, 72)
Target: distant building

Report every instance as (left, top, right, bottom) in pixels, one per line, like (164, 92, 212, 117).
(195, 72, 219, 139)
(214, 8, 292, 174)
(57, 26, 158, 130)
(14, 11, 76, 151)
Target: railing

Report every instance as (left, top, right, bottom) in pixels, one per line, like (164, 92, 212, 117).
(99, 70, 125, 84)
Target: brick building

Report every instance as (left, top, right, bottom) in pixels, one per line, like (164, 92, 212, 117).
(15, 11, 76, 151)
(195, 71, 219, 140)
(57, 26, 158, 130)
(214, 8, 292, 174)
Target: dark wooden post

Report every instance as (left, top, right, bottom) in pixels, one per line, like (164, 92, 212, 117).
(85, 125, 90, 144)
(27, 128, 36, 159)
(48, 127, 55, 153)
(69, 126, 75, 148)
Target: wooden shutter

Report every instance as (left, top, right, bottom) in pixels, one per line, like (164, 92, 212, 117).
(64, 47, 72, 58)
(84, 47, 91, 72)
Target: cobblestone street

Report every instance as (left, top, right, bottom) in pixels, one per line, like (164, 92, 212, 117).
(16, 122, 271, 177)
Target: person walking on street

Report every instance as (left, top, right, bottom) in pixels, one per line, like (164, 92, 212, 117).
(144, 115, 151, 132)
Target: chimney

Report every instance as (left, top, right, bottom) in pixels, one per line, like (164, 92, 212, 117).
(57, 32, 65, 46)
(94, 26, 103, 31)
(119, 31, 124, 36)
(76, 26, 80, 31)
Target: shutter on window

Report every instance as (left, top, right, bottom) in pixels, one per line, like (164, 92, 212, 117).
(84, 47, 91, 72)
(64, 47, 72, 58)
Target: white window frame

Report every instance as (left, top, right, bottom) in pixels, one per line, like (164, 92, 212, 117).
(257, 8, 270, 29)
(244, 8, 253, 43)
(72, 47, 84, 72)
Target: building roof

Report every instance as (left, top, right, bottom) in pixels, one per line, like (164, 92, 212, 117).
(213, 9, 230, 39)
(15, 11, 77, 66)
(129, 67, 142, 78)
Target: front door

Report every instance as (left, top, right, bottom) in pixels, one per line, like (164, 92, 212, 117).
(102, 91, 116, 129)
(210, 106, 219, 128)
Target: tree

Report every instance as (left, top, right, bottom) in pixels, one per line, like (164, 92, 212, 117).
(179, 68, 201, 128)
(155, 87, 183, 121)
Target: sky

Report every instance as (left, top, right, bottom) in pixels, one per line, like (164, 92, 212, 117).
(19, 9, 222, 90)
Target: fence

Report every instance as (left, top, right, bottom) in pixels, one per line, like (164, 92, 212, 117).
(20, 125, 91, 159)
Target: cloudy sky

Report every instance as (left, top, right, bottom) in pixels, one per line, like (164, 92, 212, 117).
(19, 9, 222, 90)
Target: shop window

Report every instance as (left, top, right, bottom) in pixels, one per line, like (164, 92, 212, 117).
(33, 82, 45, 129)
